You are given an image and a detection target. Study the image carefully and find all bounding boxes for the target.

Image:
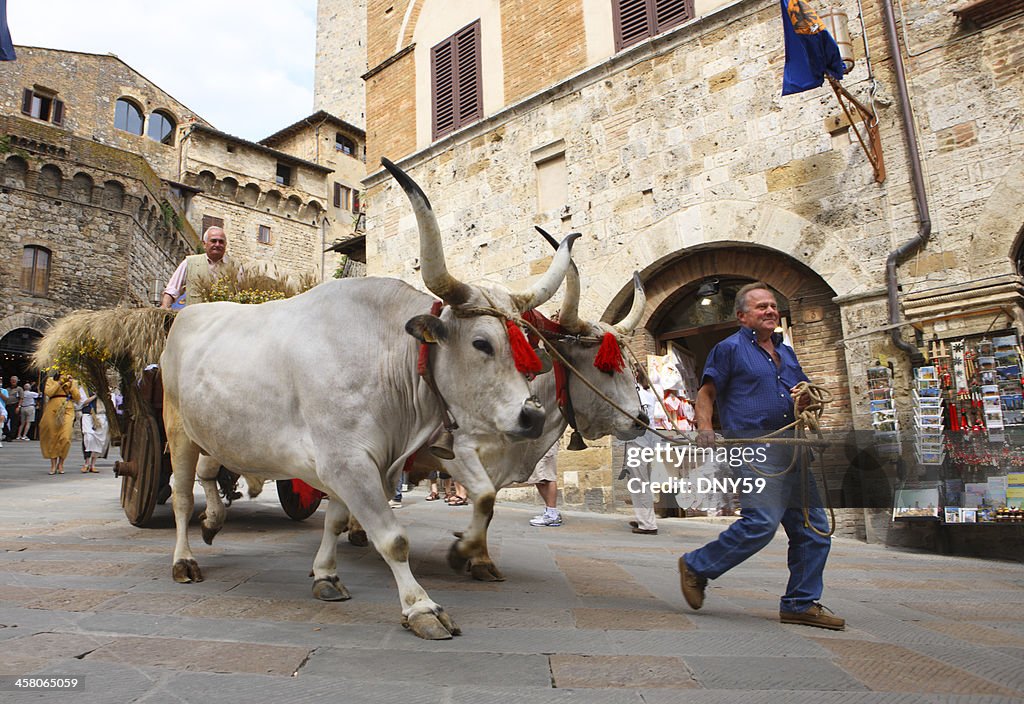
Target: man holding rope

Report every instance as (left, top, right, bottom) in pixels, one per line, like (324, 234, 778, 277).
(678, 282, 844, 630)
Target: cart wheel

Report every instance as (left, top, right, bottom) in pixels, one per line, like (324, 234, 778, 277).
(277, 479, 322, 521)
(114, 412, 163, 527)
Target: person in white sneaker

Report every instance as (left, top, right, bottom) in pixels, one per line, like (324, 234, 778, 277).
(17, 383, 38, 440)
(528, 443, 562, 527)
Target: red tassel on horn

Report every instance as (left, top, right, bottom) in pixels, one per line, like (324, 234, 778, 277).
(593, 332, 624, 373)
(292, 479, 321, 509)
(506, 319, 543, 374)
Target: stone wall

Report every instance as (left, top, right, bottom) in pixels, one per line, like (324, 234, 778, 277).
(365, 51, 418, 170)
(1, 118, 190, 328)
(500, 0, 587, 105)
(315, 0, 368, 127)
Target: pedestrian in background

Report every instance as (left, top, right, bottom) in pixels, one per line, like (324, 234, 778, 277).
(80, 393, 109, 473)
(3, 375, 21, 441)
(528, 443, 561, 526)
(39, 372, 81, 475)
(16, 382, 38, 441)
(623, 365, 660, 535)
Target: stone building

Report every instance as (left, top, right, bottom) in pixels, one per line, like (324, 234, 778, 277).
(0, 47, 201, 379)
(259, 111, 368, 277)
(1, 46, 343, 381)
(177, 123, 332, 279)
(320, 0, 1024, 546)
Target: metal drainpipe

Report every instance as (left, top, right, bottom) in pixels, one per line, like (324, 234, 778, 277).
(881, 0, 932, 356)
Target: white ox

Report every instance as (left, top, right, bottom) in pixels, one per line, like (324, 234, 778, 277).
(161, 158, 579, 639)
(380, 228, 650, 581)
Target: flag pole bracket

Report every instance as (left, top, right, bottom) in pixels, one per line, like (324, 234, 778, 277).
(828, 76, 885, 183)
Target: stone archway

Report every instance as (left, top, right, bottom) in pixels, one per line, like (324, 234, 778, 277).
(584, 199, 870, 318)
(0, 314, 49, 380)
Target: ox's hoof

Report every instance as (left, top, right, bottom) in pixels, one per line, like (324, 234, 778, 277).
(172, 559, 203, 583)
(348, 529, 368, 548)
(469, 560, 506, 582)
(312, 576, 351, 602)
(402, 609, 460, 640)
(447, 541, 469, 573)
(199, 516, 221, 546)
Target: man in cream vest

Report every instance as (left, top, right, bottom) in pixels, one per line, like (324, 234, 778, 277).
(160, 226, 239, 309)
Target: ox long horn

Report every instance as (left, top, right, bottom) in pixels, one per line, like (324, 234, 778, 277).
(512, 232, 581, 312)
(382, 157, 472, 305)
(613, 271, 646, 334)
(535, 226, 584, 333)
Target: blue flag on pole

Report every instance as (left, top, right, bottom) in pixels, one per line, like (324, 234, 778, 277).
(780, 0, 844, 95)
(0, 0, 15, 61)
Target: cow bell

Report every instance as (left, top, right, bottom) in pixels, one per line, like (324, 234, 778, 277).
(430, 429, 456, 460)
(567, 429, 587, 451)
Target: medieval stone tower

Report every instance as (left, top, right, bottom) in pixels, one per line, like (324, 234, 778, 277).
(314, 0, 367, 129)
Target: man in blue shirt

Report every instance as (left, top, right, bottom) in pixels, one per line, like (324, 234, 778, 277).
(679, 282, 844, 630)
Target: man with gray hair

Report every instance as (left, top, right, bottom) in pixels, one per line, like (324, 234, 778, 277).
(160, 226, 238, 308)
(678, 281, 844, 630)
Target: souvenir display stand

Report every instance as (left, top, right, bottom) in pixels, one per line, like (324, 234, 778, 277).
(901, 330, 1024, 524)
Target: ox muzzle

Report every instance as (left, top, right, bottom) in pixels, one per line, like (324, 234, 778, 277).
(511, 395, 546, 439)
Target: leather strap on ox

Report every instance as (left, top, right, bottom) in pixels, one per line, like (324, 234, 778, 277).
(521, 309, 585, 448)
(418, 301, 460, 445)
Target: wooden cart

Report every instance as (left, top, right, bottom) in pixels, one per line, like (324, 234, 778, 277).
(112, 368, 323, 527)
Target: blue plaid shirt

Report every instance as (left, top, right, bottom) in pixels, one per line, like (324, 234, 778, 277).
(701, 326, 809, 449)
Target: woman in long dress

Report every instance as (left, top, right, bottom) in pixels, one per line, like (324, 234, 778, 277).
(80, 394, 109, 473)
(39, 372, 80, 475)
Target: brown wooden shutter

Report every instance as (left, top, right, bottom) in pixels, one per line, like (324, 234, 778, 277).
(612, 0, 692, 52)
(454, 22, 482, 127)
(431, 20, 481, 140)
(333, 182, 342, 208)
(431, 37, 456, 139)
(654, 0, 691, 33)
(21, 88, 33, 115)
(352, 190, 361, 213)
(613, 0, 651, 51)
(52, 99, 64, 125)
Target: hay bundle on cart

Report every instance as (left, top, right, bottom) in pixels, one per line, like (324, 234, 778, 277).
(34, 269, 319, 526)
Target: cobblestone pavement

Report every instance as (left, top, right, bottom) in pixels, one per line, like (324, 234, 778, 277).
(1, 439, 1023, 703)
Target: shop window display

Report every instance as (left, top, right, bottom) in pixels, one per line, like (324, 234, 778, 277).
(902, 330, 1024, 523)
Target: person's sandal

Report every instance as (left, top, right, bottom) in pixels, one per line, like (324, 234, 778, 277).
(81, 465, 90, 473)
(448, 496, 469, 506)
(425, 492, 441, 501)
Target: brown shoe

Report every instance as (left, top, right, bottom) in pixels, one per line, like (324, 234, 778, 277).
(632, 527, 658, 534)
(678, 557, 706, 610)
(628, 520, 639, 528)
(780, 603, 845, 631)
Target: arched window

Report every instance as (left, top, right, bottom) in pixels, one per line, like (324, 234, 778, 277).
(21, 246, 51, 296)
(114, 98, 144, 135)
(148, 110, 176, 145)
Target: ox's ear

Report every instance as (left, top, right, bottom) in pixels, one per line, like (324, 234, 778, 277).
(405, 315, 449, 344)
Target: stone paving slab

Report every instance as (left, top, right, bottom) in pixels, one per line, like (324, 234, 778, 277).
(682, 654, 868, 690)
(2, 441, 1024, 702)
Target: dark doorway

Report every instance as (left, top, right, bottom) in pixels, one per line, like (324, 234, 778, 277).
(0, 327, 44, 382)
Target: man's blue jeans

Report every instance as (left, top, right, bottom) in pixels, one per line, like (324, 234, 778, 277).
(683, 461, 831, 613)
